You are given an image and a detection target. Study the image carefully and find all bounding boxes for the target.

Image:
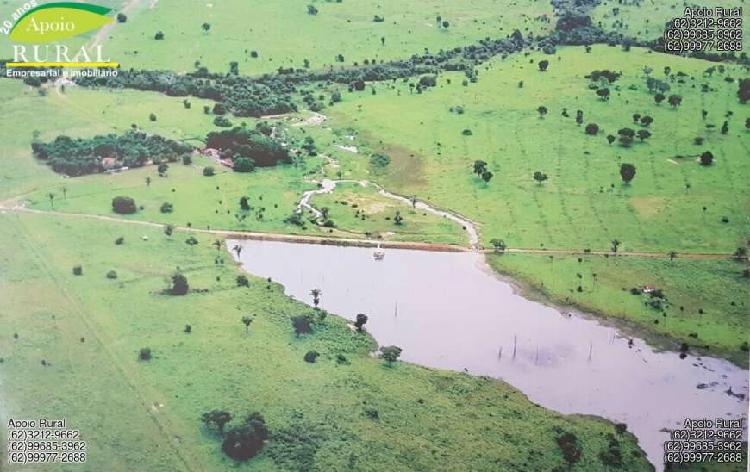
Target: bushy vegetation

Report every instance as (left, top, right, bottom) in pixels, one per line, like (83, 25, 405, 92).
(31, 130, 192, 177)
(206, 126, 291, 168)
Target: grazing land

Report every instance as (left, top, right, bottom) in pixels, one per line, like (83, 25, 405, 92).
(0, 0, 748, 470)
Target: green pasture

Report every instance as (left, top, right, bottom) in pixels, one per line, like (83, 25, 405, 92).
(0, 212, 651, 471)
(328, 46, 750, 254)
(101, 0, 554, 74)
(488, 253, 749, 367)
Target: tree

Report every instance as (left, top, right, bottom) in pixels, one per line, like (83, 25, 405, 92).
(611, 239, 621, 253)
(146, 176, 152, 187)
(538, 60, 549, 72)
(202, 22, 211, 33)
(606, 134, 616, 145)
(291, 315, 312, 337)
(202, 410, 232, 435)
(636, 129, 651, 141)
(575, 110, 583, 126)
(182, 153, 192, 165)
(304, 351, 319, 363)
(221, 413, 269, 461)
(700, 151, 714, 166)
(139, 347, 152, 361)
(721, 120, 729, 135)
(164, 224, 174, 236)
(481, 170, 493, 183)
(441, 20, 450, 29)
(394, 211, 404, 225)
(380, 345, 402, 366)
(654, 93, 665, 105)
(240, 196, 250, 211)
(237, 275, 249, 287)
(668, 94, 682, 108)
(112, 196, 137, 214)
(737, 79, 750, 104)
(203, 166, 215, 177)
(668, 251, 677, 261)
(537, 105, 548, 118)
(556, 432, 582, 469)
(354, 313, 368, 332)
(72, 265, 83, 276)
(618, 127, 635, 147)
(640, 115, 653, 127)
(620, 163, 636, 184)
(116, 13, 127, 23)
(47, 192, 54, 207)
(154, 31, 164, 40)
(473, 160, 487, 176)
(632, 113, 641, 124)
(596, 88, 610, 101)
(745, 117, 750, 131)
(489, 238, 506, 252)
(310, 288, 322, 308)
(307, 4, 318, 15)
(241, 316, 253, 333)
(533, 171, 548, 185)
(160, 202, 174, 213)
(585, 123, 599, 135)
(170, 273, 189, 295)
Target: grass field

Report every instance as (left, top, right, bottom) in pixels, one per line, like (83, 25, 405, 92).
(101, 0, 554, 74)
(325, 45, 750, 364)
(0, 211, 652, 471)
(488, 253, 749, 366)
(329, 46, 750, 254)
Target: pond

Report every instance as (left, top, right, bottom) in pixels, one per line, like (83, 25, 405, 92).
(229, 239, 748, 470)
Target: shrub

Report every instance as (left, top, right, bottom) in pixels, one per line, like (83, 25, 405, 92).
(369, 153, 390, 168)
(115, 237, 124, 245)
(106, 270, 117, 279)
(203, 166, 216, 177)
(214, 116, 233, 127)
(233, 157, 255, 173)
(116, 13, 127, 22)
(185, 236, 198, 245)
(72, 265, 83, 276)
(139, 348, 152, 360)
(182, 154, 192, 165)
(236, 275, 250, 287)
(160, 202, 174, 213)
(184, 324, 192, 333)
(291, 315, 313, 337)
(170, 273, 189, 295)
(154, 31, 164, 40)
(303, 351, 319, 363)
(221, 413, 269, 461)
(112, 196, 137, 214)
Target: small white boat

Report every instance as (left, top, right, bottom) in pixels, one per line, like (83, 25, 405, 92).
(373, 243, 385, 261)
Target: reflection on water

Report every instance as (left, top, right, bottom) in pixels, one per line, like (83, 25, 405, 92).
(230, 239, 748, 470)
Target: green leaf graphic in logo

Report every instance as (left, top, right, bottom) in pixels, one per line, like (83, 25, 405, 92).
(10, 3, 112, 43)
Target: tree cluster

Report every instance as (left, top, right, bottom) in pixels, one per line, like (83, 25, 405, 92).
(32, 131, 191, 177)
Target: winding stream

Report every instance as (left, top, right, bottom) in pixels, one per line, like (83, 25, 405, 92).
(296, 179, 480, 247)
(229, 239, 748, 471)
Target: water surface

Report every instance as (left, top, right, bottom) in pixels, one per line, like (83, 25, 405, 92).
(230, 239, 748, 470)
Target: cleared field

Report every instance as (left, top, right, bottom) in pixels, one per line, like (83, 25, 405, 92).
(101, 0, 555, 74)
(0, 212, 652, 471)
